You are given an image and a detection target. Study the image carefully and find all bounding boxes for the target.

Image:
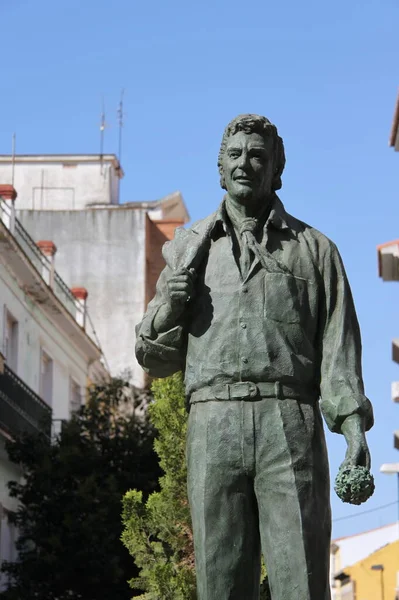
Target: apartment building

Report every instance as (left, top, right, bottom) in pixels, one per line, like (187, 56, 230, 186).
(0, 154, 190, 388)
(0, 183, 107, 584)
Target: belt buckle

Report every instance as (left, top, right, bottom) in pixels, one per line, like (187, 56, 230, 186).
(247, 382, 258, 399)
(230, 382, 258, 400)
(212, 384, 229, 400)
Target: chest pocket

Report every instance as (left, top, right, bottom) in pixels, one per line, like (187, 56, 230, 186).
(264, 272, 310, 324)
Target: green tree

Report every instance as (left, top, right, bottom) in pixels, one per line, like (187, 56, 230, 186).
(121, 373, 271, 599)
(1, 375, 161, 600)
(122, 373, 195, 599)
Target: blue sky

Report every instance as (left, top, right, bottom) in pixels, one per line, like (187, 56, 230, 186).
(2, 0, 399, 539)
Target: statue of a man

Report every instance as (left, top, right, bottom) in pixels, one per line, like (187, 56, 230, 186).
(135, 114, 374, 600)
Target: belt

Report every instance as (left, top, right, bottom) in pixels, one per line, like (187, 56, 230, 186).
(189, 381, 318, 404)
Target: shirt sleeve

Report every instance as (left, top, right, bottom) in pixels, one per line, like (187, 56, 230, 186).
(135, 264, 186, 378)
(319, 241, 374, 434)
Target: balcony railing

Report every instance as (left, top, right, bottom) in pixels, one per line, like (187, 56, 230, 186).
(0, 364, 52, 438)
(0, 196, 86, 326)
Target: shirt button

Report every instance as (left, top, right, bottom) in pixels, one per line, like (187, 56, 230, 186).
(242, 286, 248, 293)
(241, 323, 247, 329)
(242, 357, 248, 364)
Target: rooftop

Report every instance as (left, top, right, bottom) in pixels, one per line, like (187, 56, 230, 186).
(0, 153, 123, 177)
(87, 190, 190, 223)
(332, 522, 399, 571)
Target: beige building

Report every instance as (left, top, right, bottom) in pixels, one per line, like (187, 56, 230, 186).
(0, 154, 190, 387)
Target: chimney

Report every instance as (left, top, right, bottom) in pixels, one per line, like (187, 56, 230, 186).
(0, 184, 17, 234)
(37, 240, 57, 287)
(71, 287, 88, 329)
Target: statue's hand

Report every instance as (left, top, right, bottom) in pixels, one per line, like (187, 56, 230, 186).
(153, 268, 196, 333)
(167, 268, 196, 312)
(335, 414, 374, 505)
(340, 414, 371, 470)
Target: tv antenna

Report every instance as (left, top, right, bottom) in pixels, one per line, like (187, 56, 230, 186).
(117, 89, 125, 166)
(11, 133, 16, 187)
(99, 97, 106, 175)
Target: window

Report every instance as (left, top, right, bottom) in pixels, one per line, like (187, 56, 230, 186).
(3, 310, 18, 373)
(69, 378, 82, 413)
(40, 350, 53, 406)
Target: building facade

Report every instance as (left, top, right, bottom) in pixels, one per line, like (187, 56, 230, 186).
(0, 154, 122, 210)
(0, 154, 190, 387)
(331, 524, 399, 600)
(0, 183, 107, 585)
(344, 540, 399, 600)
(377, 91, 399, 448)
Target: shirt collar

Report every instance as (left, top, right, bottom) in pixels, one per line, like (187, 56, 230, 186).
(213, 193, 290, 236)
(267, 194, 290, 231)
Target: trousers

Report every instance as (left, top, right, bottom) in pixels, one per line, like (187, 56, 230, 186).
(186, 397, 332, 600)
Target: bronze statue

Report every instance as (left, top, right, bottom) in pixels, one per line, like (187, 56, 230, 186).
(136, 114, 374, 600)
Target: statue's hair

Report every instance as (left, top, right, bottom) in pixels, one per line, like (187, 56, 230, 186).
(217, 114, 286, 191)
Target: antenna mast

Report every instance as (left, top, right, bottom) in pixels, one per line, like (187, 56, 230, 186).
(100, 97, 106, 175)
(11, 133, 16, 187)
(117, 89, 125, 166)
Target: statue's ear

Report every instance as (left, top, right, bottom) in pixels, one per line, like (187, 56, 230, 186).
(272, 136, 285, 190)
(272, 171, 282, 191)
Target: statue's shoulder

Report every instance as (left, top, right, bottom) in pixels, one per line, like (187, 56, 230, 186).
(285, 209, 338, 258)
(186, 210, 219, 235)
(162, 210, 219, 270)
(172, 209, 218, 245)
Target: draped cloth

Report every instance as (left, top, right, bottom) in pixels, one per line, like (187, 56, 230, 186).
(225, 200, 270, 279)
(238, 217, 260, 279)
(224, 198, 293, 279)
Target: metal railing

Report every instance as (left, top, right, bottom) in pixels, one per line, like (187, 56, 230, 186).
(53, 272, 81, 318)
(0, 364, 52, 438)
(0, 196, 86, 326)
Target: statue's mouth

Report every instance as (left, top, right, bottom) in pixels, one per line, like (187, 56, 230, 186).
(234, 177, 252, 183)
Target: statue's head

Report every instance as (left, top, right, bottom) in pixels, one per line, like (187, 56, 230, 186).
(218, 114, 285, 208)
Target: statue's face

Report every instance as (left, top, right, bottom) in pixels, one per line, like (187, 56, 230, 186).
(222, 131, 274, 207)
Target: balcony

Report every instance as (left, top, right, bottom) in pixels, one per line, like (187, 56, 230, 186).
(377, 240, 399, 281)
(0, 195, 101, 361)
(0, 363, 52, 438)
(0, 195, 85, 324)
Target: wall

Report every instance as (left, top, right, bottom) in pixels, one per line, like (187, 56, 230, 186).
(18, 207, 147, 387)
(0, 159, 119, 210)
(0, 261, 89, 420)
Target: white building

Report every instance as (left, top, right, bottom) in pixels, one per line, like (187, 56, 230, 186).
(0, 183, 107, 585)
(0, 154, 190, 387)
(0, 154, 123, 210)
